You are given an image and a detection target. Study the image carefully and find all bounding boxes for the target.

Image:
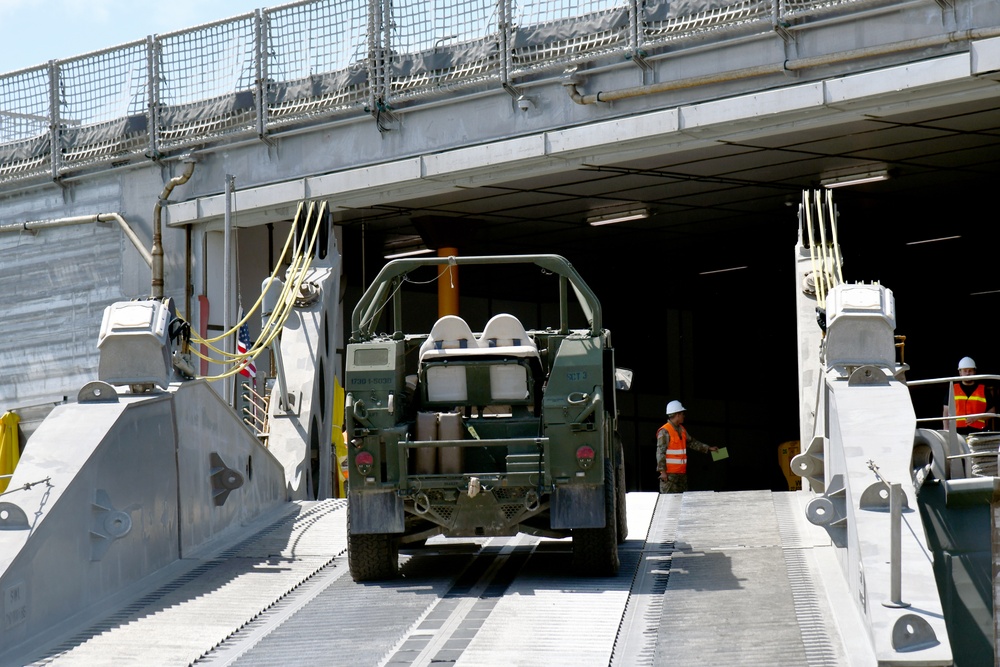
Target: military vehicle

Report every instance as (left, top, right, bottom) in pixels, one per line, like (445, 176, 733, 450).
(344, 254, 630, 581)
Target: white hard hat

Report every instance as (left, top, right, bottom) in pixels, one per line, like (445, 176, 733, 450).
(666, 400, 686, 415)
(959, 356, 976, 370)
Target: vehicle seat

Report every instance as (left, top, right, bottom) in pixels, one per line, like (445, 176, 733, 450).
(478, 313, 538, 359)
(418, 315, 478, 363)
(478, 313, 539, 402)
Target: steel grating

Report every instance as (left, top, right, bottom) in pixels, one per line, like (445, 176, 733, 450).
(656, 490, 808, 666)
(22, 500, 347, 667)
(13, 492, 889, 666)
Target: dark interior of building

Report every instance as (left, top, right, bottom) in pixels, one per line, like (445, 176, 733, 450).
(336, 158, 999, 495)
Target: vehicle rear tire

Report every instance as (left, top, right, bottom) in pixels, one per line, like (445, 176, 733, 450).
(615, 433, 628, 544)
(572, 455, 620, 577)
(347, 503, 399, 582)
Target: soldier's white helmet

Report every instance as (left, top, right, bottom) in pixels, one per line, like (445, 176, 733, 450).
(959, 357, 976, 370)
(666, 400, 686, 415)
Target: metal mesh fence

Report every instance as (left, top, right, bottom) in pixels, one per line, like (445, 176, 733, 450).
(58, 42, 150, 171)
(641, 0, 772, 50)
(156, 14, 260, 150)
(385, 0, 502, 101)
(265, 0, 371, 127)
(509, 0, 631, 78)
(0, 0, 911, 185)
(514, 0, 628, 24)
(0, 66, 52, 183)
(780, 0, 895, 20)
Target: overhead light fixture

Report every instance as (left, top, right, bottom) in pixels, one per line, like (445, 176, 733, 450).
(820, 167, 890, 189)
(699, 266, 748, 275)
(384, 247, 435, 259)
(587, 208, 649, 226)
(383, 234, 434, 259)
(905, 235, 961, 246)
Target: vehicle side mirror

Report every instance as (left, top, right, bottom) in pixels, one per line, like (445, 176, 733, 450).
(615, 367, 633, 391)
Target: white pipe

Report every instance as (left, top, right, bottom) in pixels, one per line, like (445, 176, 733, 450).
(565, 27, 1000, 105)
(0, 212, 153, 267)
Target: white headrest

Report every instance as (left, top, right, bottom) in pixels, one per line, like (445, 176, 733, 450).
(419, 315, 477, 362)
(479, 313, 538, 358)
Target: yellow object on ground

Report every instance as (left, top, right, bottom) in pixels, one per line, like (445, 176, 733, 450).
(0, 411, 21, 493)
(777, 440, 801, 491)
(332, 378, 347, 498)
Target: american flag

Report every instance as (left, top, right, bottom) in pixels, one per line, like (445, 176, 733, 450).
(237, 322, 256, 378)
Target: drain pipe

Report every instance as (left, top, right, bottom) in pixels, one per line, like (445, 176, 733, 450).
(0, 212, 153, 268)
(565, 27, 1000, 105)
(151, 155, 197, 299)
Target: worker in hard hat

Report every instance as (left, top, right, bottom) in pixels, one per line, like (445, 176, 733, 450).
(656, 400, 720, 494)
(943, 357, 996, 435)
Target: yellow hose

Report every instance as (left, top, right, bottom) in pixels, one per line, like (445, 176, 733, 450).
(804, 190, 825, 308)
(192, 201, 327, 380)
(194, 201, 306, 345)
(816, 190, 833, 306)
(826, 189, 844, 286)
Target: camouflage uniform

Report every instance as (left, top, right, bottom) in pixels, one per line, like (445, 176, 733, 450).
(656, 424, 712, 494)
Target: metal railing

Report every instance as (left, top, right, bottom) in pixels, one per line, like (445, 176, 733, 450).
(0, 0, 899, 186)
(909, 373, 1000, 479)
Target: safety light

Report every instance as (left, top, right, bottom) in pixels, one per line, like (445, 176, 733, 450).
(576, 445, 596, 470)
(355, 451, 374, 475)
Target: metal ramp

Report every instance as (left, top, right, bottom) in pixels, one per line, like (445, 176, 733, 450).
(10, 491, 886, 667)
(656, 490, 868, 666)
(16, 501, 349, 667)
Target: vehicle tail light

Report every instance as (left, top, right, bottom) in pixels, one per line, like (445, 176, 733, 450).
(355, 451, 374, 475)
(576, 445, 595, 470)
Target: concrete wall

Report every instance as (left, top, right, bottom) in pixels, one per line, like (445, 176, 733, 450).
(0, 382, 289, 660)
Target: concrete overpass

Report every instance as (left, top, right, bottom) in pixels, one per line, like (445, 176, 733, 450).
(2, 0, 1000, 492)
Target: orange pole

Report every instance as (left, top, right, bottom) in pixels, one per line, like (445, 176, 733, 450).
(438, 247, 459, 317)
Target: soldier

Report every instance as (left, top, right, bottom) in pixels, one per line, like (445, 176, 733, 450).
(656, 400, 719, 494)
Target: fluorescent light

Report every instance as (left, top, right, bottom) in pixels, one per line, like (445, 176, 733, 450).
(905, 235, 961, 246)
(970, 289, 1000, 296)
(385, 247, 434, 259)
(587, 208, 648, 226)
(821, 168, 890, 189)
(699, 266, 748, 275)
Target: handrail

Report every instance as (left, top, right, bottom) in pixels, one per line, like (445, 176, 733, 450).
(907, 374, 1000, 386)
(909, 374, 1000, 433)
(919, 412, 997, 424)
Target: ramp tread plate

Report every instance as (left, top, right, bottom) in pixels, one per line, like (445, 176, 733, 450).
(23, 500, 346, 667)
(455, 549, 637, 666)
(656, 490, 819, 666)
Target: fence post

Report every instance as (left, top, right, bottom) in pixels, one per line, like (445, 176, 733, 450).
(147, 36, 160, 160)
(47, 60, 60, 181)
(499, 0, 513, 91)
(366, 0, 381, 113)
(629, 0, 640, 57)
(255, 9, 269, 141)
(380, 0, 392, 108)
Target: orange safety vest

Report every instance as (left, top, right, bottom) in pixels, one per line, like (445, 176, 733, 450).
(954, 382, 987, 429)
(660, 422, 688, 474)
